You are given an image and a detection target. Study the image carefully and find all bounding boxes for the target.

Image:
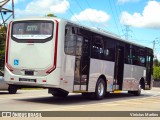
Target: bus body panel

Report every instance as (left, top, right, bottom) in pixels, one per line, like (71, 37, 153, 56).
(5, 18, 63, 89)
(8, 40, 54, 71)
(123, 64, 146, 91)
(88, 58, 114, 92)
(57, 21, 76, 92)
(60, 55, 75, 92)
(89, 58, 146, 92)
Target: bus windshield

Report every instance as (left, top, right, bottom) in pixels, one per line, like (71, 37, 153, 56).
(11, 21, 54, 42)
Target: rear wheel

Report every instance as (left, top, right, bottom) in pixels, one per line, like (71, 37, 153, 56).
(8, 85, 17, 94)
(94, 78, 106, 100)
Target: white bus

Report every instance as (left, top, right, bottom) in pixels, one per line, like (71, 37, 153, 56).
(4, 17, 153, 99)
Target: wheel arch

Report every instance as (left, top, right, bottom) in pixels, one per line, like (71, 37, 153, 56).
(97, 74, 107, 91)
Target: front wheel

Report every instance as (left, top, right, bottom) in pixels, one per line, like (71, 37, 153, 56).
(94, 78, 106, 100)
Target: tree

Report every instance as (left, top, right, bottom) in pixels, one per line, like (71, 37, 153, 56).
(153, 58, 160, 67)
(153, 58, 160, 81)
(0, 25, 7, 70)
(153, 67, 160, 81)
(46, 14, 56, 17)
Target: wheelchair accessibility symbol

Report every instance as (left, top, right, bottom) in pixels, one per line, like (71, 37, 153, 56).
(14, 59, 19, 66)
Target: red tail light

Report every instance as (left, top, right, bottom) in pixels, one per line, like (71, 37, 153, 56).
(5, 21, 13, 71)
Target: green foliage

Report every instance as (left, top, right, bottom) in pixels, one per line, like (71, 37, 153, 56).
(46, 13, 56, 17)
(153, 67, 160, 81)
(153, 58, 160, 67)
(153, 59, 160, 81)
(0, 26, 6, 70)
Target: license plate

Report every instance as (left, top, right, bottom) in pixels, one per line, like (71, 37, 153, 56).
(19, 78, 36, 82)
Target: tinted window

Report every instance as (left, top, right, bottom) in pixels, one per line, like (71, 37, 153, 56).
(76, 36, 83, 56)
(138, 49, 146, 66)
(12, 21, 53, 43)
(65, 25, 76, 55)
(104, 37, 115, 61)
(124, 44, 131, 64)
(132, 46, 146, 66)
(91, 35, 104, 59)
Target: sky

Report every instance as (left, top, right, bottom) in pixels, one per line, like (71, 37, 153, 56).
(2, 0, 160, 59)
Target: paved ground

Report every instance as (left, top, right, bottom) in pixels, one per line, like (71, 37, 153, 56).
(0, 87, 160, 120)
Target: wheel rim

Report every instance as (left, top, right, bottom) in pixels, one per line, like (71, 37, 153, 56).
(98, 82, 104, 96)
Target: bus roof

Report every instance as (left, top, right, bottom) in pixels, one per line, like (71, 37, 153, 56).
(11, 17, 152, 51)
(64, 19, 152, 50)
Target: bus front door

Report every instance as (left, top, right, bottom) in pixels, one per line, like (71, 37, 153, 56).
(74, 36, 90, 92)
(113, 46, 124, 90)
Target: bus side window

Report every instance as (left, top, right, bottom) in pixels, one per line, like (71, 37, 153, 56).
(138, 49, 146, 66)
(72, 27, 76, 34)
(124, 44, 131, 64)
(65, 28, 68, 36)
(91, 35, 104, 59)
(76, 36, 83, 56)
(132, 46, 146, 66)
(104, 38, 115, 61)
(132, 46, 138, 65)
(65, 25, 77, 55)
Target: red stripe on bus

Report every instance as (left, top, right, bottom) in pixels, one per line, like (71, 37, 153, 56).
(5, 21, 13, 71)
(46, 20, 59, 73)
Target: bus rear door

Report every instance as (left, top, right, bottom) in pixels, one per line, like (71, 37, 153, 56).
(113, 46, 124, 90)
(74, 36, 90, 92)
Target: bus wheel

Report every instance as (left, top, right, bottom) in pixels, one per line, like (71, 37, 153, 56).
(94, 78, 106, 100)
(8, 85, 18, 94)
(133, 83, 141, 96)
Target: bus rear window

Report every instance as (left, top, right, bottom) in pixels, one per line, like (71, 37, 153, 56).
(11, 21, 54, 43)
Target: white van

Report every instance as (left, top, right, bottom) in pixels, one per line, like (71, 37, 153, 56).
(0, 70, 17, 94)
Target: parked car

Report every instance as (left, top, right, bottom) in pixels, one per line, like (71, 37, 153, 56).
(0, 70, 17, 94)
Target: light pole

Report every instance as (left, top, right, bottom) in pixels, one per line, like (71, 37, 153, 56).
(153, 37, 160, 59)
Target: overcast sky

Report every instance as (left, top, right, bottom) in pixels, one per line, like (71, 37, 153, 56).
(3, 0, 160, 58)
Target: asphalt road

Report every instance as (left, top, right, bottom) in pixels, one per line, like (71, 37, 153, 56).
(0, 87, 160, 112)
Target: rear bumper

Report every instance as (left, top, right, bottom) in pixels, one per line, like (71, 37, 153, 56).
(5, 81, 58, 88)
(4, 67, 61, 89)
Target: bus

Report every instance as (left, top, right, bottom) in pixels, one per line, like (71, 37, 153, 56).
(4, 17, 153, 99)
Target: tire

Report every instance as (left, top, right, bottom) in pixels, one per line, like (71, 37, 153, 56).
(8, 85, 17, 94)
(94, 78, 106, 100)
